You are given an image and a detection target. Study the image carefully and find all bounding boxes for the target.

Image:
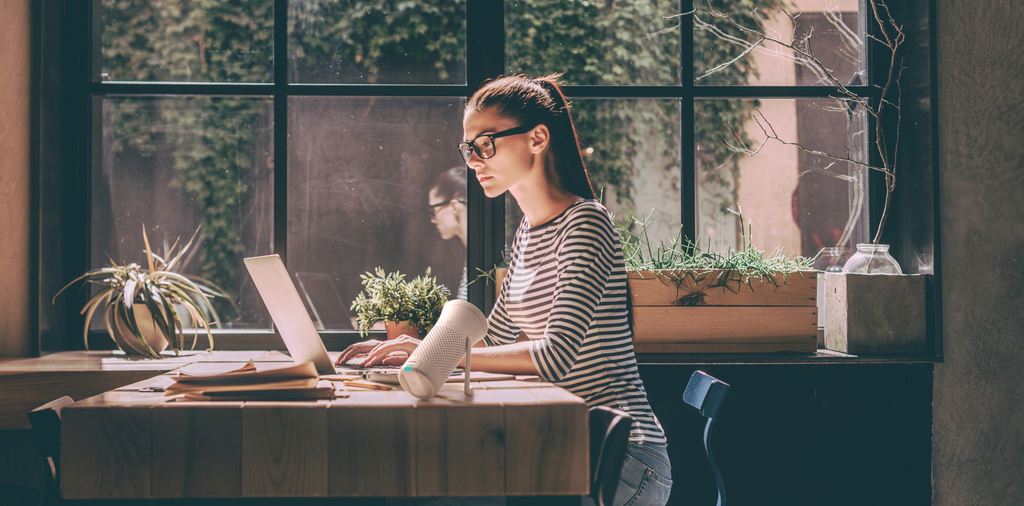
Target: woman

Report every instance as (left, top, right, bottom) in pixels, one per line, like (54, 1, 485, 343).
(428, 166, 469, 300)
(337, 74, 671, 506)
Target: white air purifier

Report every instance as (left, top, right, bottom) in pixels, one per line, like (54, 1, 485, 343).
(398, 300, 488, 400)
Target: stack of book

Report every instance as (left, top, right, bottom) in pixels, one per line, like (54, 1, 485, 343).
(163, 360, 336, 401)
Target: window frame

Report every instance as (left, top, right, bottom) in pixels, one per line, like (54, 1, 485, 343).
(37, 0, 941, 358)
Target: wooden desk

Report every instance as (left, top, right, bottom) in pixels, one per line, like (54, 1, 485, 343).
(60, 374, 589, 501)
(0, 350, 293, 429)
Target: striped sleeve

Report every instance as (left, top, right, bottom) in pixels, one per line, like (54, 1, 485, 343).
(528, 208, 615, 382)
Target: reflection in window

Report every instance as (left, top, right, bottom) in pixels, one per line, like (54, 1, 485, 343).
(693, 0, 865, 87)
(99, 0, 274, 83)
(94, 97, 274, 329)
(506, 99, 682, 253)
(288, 97, 466, 330)
(695, 98, 869, 259)
(289, 0, 466, 84)
(506, 0, 680, 86)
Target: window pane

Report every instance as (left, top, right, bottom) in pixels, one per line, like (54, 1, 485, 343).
(289, 97, 466, 330)
(289, 0, 466, 84)
(506, 99, 682, 256)
(506, 0, 681, 86)
(99, 0, 274, 83)
(695, 98, 869, 259)
(694, 0, 866, 86)
(94, 97, 274, 330)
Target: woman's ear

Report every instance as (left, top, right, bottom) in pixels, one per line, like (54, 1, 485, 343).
(528, 124, 550, 155)
(451, 199, 466, 220)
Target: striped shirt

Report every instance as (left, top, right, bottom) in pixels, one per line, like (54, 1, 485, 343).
(484, 200, 667, 445)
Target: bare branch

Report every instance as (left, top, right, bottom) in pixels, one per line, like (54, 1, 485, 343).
(645, 23, 682, 38)
(662, 8, 697, 20)
(696, 37, 764, 81)
(865, 33, 893, 50)
(750, 109, 890, 175)
(772, 0, 794, 20)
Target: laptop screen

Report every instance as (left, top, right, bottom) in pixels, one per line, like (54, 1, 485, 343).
(244, 254, 337, 375)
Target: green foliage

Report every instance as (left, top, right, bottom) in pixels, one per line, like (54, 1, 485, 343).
(101, 0, 273, 82)
(350, 268, 451, 336)
(290, 0, 466, 83)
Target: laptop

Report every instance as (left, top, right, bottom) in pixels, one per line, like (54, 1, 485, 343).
(244, 254, 514, 384)
(244, 254, 342, 376)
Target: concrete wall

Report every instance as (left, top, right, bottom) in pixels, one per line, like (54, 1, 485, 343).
(0, 0, 32, 358)
(934, 0, 1024, 504)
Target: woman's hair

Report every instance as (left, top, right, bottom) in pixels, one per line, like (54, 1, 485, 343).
(466, 74, 596, 200)
(431, 166, 468, 202)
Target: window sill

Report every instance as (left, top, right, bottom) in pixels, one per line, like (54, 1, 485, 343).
(636, 349, 942, 365)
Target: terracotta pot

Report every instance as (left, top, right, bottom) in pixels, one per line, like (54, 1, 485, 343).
(110, 301, 170, 356)
(384, 321, 420, 340)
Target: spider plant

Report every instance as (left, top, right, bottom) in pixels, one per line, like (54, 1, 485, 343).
(53, 226, 227, 358)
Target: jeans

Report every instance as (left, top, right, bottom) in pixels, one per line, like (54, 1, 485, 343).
(395, 443, 673, 506)
(597, 442, 673, 506)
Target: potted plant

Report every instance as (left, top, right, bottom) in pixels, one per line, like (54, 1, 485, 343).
(350, 267, 450, 339)
(53, 226, 226, 358)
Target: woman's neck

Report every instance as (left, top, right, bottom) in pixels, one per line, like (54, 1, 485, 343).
(511, 179, 581, 228)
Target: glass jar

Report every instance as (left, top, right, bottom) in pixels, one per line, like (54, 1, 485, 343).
(842, 243, 903, 274)
(813, 247, 849, 274)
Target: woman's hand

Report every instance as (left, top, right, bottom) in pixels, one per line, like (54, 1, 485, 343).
(334, 335, 422, 367)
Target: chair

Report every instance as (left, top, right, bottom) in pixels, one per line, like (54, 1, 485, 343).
(26, 396, 74, 506)
(589, 406, 633, 506)
(682, 371, 730, 506)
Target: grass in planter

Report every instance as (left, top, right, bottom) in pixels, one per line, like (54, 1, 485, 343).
(619, 208, 817, 293)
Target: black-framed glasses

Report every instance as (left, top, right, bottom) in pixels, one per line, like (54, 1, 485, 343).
(457, 124, 537, 164)
(428, 198, 465, 217)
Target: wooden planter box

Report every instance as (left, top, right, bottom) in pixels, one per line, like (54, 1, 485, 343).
(494, 269, 818, 354)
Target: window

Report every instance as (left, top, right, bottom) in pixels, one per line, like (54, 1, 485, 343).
(40, 0, 936, 351)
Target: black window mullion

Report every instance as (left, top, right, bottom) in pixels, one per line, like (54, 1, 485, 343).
(87, 82, 275, 95)
(466, 0, 505, 314)
(681, 0, 697, 242)
(273, 0, 288, 263)
(558, 85, 872, 99)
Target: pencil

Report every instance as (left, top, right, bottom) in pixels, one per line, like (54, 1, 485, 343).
(342, 379, 392, 390)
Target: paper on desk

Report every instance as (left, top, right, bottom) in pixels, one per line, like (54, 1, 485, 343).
(173, 360, 318, 384)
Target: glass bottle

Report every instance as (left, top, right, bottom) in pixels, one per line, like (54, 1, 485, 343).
(842, 243, 903, 275)
(814, 247, 850, 347)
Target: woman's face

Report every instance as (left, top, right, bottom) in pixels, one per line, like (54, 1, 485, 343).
(462, 107, 538, 199)
(428, 188, 462, 240)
